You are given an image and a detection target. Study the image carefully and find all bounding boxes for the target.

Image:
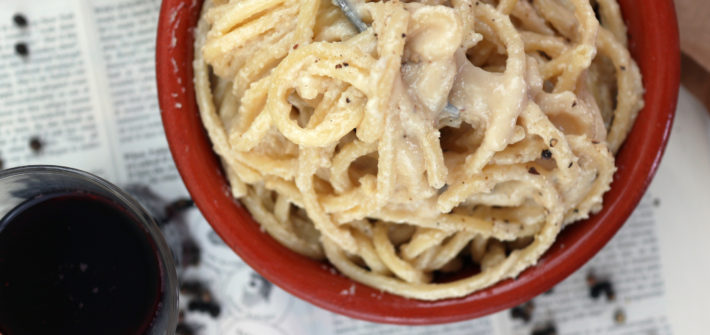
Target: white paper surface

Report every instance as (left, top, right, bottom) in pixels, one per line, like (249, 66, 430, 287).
(650, 87, 710, 335)
(1, 0, 708, 334)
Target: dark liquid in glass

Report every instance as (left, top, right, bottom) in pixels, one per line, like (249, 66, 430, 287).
(0, 193, 162, 335)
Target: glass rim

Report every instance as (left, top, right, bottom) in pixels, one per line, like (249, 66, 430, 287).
(0, 164, 179, 334)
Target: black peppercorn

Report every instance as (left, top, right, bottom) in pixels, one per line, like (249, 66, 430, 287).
(163, 198, 194, 223)
(590, 281, 615, 301)
(29, 136, 42, 153)
(175, 322, 194, 335)
(13, 14, 28, 28)
(179, 281, 205, 296)
(587, 272, 615, 301)
(510, 301, 535, 323)
(181, 279, 222, 318)
(511, 306, 530, 322)
(187, 300, 221, 317)
(181, 239, 201, 267)
(541, 149, 552, 159)
(15, 42, 29, 57)
(531, 324, 557, 335)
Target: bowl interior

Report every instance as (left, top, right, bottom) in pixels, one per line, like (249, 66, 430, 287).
(156, 0, 679, 324)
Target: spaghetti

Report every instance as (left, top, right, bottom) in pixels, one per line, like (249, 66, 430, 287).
(194, 0, 643, 300)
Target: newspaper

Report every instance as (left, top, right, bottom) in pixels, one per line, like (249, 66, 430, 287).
(0, 0, 701, 334)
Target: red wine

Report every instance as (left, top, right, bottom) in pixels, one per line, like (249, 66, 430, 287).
(0, 193, 163, 335)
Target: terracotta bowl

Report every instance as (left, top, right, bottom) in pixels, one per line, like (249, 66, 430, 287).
(156, 0, 680, 324)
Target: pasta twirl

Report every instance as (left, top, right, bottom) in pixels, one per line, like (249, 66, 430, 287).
(194, 0, 643, 300)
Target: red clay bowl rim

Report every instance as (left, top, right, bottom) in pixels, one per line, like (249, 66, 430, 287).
(156, 0, 679, 325)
